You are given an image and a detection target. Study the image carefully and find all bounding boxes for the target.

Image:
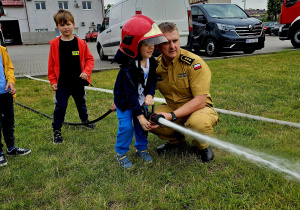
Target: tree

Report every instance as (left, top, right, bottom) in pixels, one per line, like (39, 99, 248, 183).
(104, 4, 112, 14)
(267, 0, 282, 21)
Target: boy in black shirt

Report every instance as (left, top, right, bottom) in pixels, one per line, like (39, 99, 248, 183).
(48, 9, 95, 144)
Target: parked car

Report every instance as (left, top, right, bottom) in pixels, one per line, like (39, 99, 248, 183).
(96, 0, 193, 60)
(85, 32, 91, 41)
(263, 22, 275, 35)
(85, 30, 97, 42)
(270, 22, 284, 36)
(191, 3, 265, 56)
(4, 34, 13, 45)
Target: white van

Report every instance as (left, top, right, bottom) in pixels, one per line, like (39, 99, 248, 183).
(96, 0, 193, 60)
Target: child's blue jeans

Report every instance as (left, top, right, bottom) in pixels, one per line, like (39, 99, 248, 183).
(0, 93, 15, 152)
(115, 106, 148, 154)
(52, 85, 88, 131)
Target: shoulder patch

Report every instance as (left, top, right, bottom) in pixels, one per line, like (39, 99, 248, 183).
(193, 63, 202, 70)
(179, 55, 195, 66)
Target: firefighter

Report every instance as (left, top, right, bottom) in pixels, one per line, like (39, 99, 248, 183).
(150, 22, 219, 163)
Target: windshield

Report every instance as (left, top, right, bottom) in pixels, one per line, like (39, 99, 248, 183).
(202, 4, 248, 19)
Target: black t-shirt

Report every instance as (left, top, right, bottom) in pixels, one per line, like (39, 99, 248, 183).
(58, 37, 87, 89)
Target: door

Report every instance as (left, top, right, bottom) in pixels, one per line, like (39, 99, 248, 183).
(99, 10, 112, 55)
(191, 6, 206, 48)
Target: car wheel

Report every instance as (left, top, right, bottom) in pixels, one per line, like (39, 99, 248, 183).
(291, 26, 300, 48)
(205, 38, 218, 57)
(243, 49, 255, 54)
(99, 46, 108, 60)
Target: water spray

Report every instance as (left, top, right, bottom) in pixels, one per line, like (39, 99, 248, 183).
(144, 106, 300, 181)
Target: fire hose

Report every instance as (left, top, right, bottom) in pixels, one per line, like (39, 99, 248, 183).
(15, 102, 112, 126)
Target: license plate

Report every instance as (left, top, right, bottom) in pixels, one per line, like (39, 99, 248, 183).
(246, 38, 258, 43)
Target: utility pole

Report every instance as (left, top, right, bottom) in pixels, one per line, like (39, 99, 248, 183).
(242, 0, 246, 10)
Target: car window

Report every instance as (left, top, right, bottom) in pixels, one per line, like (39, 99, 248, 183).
(202, 4, 248, 18)
(191, 7, 204, 22)
(102, 10, 110, 30)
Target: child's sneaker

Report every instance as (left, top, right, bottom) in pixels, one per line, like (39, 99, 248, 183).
(7, 147, 31, 156)
(53, 130, 63, 144)
(117, 153, 133, 169)
(0, 153, 7, 166)
(136, 150, 152, 163)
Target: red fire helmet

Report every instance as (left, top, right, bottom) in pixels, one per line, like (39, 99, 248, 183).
(120, 14, 167, 58)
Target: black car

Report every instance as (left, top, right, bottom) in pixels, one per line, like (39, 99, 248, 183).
(263, 22, 275, 35)
(191, 3, 265, 56)
(270, 22, 284, 36)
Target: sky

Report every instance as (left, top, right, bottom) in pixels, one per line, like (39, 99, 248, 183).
(104, 0, 268, 10)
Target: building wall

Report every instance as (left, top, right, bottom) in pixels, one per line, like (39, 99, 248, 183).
(1, 0, 104, 43)
(24, 0, 104, 39)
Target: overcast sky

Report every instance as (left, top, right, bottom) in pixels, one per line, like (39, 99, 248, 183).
(103, 0, 268, 10)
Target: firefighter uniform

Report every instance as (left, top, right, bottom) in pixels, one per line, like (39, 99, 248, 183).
(151, 49, 219, 149)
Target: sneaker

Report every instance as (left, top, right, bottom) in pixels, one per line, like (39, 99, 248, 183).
(53, 130, 63, 144)
(82, 120, 96, 129)
(0, 153, 7, 166)
(136, 150, 152, 163)
(116, 153, 133, 169)
(7, 147, 31, 156)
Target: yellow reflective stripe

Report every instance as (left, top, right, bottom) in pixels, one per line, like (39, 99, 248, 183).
(144, 23, 162, 37)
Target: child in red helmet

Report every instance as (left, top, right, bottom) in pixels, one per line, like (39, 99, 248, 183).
(112, 15, 167, 169)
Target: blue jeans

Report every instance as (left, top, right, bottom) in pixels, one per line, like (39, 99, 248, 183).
(52, 86, 88, 131)
(0, 93, 15, 152)
(115, 106, 148, 154)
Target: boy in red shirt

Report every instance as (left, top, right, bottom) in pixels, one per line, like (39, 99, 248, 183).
(48, 9, 95, 144)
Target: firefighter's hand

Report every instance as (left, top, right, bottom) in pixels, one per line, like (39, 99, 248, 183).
(158, 112, 172, 121)
(111, 102, 116, 111)
(5, 82, 16, 95)
(145, 95, 154, 106)
(51, 84, 58, 91)
(137, 115, 151, 131)
(80, 73, 88, 80)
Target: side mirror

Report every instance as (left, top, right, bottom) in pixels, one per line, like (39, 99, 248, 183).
(197, 16, 205, 23)
(97, 24, 101, 32)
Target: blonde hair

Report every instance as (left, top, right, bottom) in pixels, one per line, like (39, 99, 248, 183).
(53, 9, 74, 25)
(158, 22, 178, 33)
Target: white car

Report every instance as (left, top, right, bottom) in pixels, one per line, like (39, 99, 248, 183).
(96, 0, 193, 60)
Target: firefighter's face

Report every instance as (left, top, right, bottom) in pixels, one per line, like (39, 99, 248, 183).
(158, 30, 180, 63)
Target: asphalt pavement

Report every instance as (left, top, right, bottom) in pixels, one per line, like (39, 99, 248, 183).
(7, 41, 119, 78)
(6, 35, 296, 78)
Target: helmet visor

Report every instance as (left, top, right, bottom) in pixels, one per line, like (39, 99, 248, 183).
(141, 36, 168, 46)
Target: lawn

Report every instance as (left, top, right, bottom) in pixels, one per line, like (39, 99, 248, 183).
(0, 50, 300, 209)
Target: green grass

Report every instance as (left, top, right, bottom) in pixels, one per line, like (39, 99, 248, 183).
(1, 50, 300, 209)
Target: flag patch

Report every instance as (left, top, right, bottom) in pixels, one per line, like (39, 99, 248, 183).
(193, 63, 202, 70)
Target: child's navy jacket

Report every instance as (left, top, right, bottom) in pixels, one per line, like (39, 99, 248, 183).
(113, 50, 157, 117)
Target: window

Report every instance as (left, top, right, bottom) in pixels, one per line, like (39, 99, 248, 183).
(191, 7, 203, 22)
(35, 28, 48, 32)
(102, 10, 110, 30)
(82, 1, 91, 10)
(35, 1, 46, 10)
(58, 1, 68, 10)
